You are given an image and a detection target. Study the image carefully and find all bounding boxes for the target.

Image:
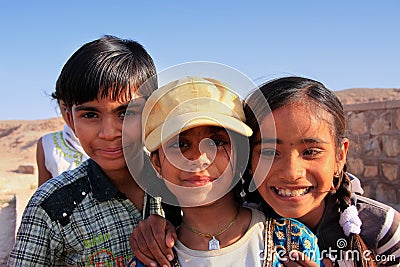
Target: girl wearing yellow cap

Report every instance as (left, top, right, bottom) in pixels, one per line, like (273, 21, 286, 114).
(131, 76, 321, 267)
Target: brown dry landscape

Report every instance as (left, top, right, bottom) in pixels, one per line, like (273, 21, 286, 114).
(0, 88, 399, 264)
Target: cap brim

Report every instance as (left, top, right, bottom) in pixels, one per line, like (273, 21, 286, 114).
(144, 112, 253, 152)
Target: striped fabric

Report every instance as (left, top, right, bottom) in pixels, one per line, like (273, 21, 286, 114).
(316, 194, 400, 266)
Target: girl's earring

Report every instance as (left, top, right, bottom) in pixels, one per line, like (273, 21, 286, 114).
(156, 172, 163, 179)
(330, 171, 342, 194)
(239, 171, 246, 198)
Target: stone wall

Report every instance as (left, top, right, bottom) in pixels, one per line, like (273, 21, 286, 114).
(344, 100, 400, 211)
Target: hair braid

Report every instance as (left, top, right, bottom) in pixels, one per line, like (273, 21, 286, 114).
(336, 172, 377, 267)
(336, 171, 351, 211)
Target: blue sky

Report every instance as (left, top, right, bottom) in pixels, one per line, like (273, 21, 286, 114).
(1, 1, 399, 120)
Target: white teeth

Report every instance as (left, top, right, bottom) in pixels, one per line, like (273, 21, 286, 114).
(276, 187, 309, 197)
(285, 189, 291, 196)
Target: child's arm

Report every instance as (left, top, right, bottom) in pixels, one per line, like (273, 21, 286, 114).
(36, 137, 52, 186)
(130, 214, 177, 267)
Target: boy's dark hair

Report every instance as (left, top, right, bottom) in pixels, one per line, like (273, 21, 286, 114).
(52, 35, 157, 107)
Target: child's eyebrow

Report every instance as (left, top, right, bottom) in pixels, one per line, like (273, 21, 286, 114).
(255, 138, 282, 145)
(113, 103, 129, 113)
(255, 137, 329, 145)
(127, 102, 145, 108)
(127, 97, 147, 107)
(300, 138, 329, 144)
(73, 103, 137, 113)
(73, 105, 98, 112)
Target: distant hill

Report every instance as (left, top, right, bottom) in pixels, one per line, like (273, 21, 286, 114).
(334, 88, 400, 105)
(0, 117, 64, 170)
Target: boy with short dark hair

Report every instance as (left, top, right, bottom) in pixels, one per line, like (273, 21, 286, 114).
(8, 35, 161, 266)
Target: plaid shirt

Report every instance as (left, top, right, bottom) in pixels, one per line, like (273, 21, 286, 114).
(8, 159, 163, 266)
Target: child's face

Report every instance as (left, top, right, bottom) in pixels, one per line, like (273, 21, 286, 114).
(151, 126, 236, 206)
(67, 95, 146, 178)
(251, 102, 348, 229)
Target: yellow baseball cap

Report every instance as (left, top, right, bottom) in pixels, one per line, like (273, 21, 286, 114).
(142, 76, 253, 152)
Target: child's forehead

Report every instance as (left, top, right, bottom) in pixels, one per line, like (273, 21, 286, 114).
(277, 101, 331, 120)
(71, 94, 147, 109)
(98, 89, 145, 103)
(266, 101, 336, 138)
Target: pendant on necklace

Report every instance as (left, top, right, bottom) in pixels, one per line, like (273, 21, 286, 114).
(208, 236, 220, 250)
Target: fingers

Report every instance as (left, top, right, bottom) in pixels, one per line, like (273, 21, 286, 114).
(322, 258, 334, 267)
(165, 221, 177, 248)
(130, 238, 158, 267)
(281, 251, 321, 267)
(130, 222, 160, 267)
(147, 219, 176, 265)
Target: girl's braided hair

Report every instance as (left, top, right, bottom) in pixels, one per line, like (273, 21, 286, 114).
(335, 170, 376, 266)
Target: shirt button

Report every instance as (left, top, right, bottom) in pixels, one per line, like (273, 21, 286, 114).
(62, 212, 67, 217)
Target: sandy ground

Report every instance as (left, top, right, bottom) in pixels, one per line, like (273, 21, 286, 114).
(0, 171, 36, 265)
(0, 117, 63, 265)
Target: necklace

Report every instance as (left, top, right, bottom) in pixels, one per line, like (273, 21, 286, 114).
(180, 208, 240, 250)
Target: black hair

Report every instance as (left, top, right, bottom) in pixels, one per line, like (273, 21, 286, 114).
(52, 35, 157, 107)
(243, 76, 375, 267)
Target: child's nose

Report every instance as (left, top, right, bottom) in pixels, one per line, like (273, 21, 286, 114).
(281, 154, 306, 182)
(188, 138, 216, 172)
(189, 152, 212, 172)
(99, 117, 121, 139)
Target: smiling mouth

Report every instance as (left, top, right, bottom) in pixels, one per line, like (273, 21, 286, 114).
(184, 176, 216, 186)
(100, 147, 123, 152)
(273, 187, 313, 197)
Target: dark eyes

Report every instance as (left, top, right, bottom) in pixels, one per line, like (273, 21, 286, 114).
(120, 109, 138, 118)
(211, 139, 227, 147)
(171, 141, 186, 148)
(82, 112, 98, 119)
(80, 109, 138, 119)
(260, 149, 277, 157)
(171, 138, 228, 149)
(303, 149, 322, 157)
(259, 148, 322, 158)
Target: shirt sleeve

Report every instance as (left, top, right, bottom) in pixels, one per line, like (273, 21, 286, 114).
(7, 198, 63, 266)
(147, 195, 165, 217)
(376, 207, 400, 266)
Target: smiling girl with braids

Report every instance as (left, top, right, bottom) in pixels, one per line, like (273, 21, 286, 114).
(244, 76, 400, 266)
